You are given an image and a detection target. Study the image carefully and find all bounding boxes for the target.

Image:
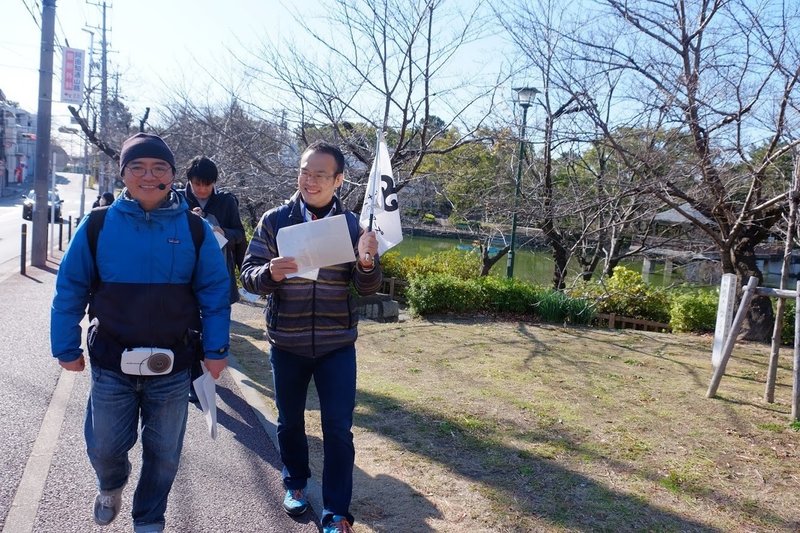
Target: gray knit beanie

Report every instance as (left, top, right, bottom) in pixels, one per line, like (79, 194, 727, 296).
(119, 133, 176, 176)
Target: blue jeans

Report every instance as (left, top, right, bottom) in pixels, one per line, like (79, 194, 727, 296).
(271, 345, 356, 525)
(85, 366, 190, 531)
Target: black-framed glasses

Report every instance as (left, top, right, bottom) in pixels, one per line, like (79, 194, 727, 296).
(127, 164, 171, 179)
(298, 170, 337, 183)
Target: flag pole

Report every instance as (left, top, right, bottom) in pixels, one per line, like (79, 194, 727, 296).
(364, 130, 382, 265)
(367, 130, 381, 232)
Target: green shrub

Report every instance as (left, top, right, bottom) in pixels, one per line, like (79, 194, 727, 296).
(479, 276, 541, 314)
(381, 249, 481, 282)
(429, 249, 482, 280)
(535, 290, 596, 325)
(670, 289, 718, 333)
(379, 251, 405, 279)
(570, 266, 671, 323)
(564, 296, 596, 325)
(405, 272, 595, 324)
(422, 213, 436, 224)
(406, 274, 485, 315)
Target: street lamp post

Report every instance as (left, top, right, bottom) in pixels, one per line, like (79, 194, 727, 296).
(507, 86, 539, 278)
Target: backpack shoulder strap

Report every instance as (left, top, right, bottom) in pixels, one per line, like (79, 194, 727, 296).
(186, 210, 205, 261)
(85, 207, 110, 294)
(86, 207, 110, 264)
(344, 211, 360, 247)
(88, 207, 204, 266)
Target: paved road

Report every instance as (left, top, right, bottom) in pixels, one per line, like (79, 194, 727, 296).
(0, 173, 92, 280)
(0, 259, 321, 532)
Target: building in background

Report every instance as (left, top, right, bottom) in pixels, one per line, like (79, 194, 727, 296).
(1, 89, 70, 198)
(0, 92, 37, 197)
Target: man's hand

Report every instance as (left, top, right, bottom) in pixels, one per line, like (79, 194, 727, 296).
(204, 358, 228, 380)
(358, 230, 378, 269)
(59, 355, 86, 372)
(192, 207, 204, 217)
(269, 256, 298, 282)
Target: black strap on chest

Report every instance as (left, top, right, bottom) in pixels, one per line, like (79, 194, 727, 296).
(85, 207, 205, 282)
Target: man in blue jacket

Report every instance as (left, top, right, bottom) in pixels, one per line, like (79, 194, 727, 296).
(51, 132, 231, 533)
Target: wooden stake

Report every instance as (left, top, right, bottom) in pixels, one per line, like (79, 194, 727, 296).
(707, 276, 759, 398)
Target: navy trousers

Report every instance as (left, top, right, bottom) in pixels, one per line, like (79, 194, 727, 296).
(270, 344, 356, 525)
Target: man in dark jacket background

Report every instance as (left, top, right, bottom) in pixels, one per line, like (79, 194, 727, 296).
(179, 155, 245, 305)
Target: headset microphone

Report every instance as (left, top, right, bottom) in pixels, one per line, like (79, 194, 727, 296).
(157, 183, 167, 190)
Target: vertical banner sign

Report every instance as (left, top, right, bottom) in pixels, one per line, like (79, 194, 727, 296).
(61, 48, 85, 104)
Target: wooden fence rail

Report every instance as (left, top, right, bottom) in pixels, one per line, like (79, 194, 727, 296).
(594, 313, 671, 333)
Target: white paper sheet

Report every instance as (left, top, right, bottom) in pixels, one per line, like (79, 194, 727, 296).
(276, 214, 356, 280)
(192, 362, 218, 439)
(213, 229, 228, 249)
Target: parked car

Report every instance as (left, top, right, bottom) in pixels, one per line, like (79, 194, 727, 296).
(22, 189, 63, 222)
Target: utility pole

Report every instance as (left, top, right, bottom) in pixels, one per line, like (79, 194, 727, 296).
(0, 106, 6, 198)
(99, 1, 109, 193)
(80, 28, 95, 219)
(32, 0, 56, 267)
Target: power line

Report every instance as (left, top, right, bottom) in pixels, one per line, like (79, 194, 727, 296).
(55, 11, 70, 49)
(20, 0, 41, 29)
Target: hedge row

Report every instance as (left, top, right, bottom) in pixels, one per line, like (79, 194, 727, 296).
(382, 249, 796, 340)
(406, 274, 594, 325)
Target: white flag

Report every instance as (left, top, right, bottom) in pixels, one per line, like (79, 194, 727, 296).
(360, 133, 403, 255)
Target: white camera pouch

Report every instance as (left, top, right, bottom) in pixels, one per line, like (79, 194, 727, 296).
(121, 347, 174, 376)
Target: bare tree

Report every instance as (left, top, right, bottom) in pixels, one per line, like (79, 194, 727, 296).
(240, 0, 505, 212)
(555, 0, 800, 340)
(501, 0, 800, 336)
(497, 0, 661, 289)
(159, 95, 294, 227)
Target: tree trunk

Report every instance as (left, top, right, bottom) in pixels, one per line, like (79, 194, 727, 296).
(732, 240, 774, 342)
(481, 244, 509, 277)
(551, 244, 569, 290)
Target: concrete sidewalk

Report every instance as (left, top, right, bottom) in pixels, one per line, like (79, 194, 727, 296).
(0, 256, 322, 533)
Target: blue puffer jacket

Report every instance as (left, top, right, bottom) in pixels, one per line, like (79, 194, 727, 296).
(51, 190, 231, 373)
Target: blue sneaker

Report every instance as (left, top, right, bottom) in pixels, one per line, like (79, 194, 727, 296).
(282, 488, 309, 516)
(323, 515, 354, 533)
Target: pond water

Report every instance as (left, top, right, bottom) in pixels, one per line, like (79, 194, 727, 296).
(391, 234, 674, 287)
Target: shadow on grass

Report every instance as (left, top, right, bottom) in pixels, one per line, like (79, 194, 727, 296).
(353, 389, 723, 532)
(231, 312, 796, 531)
(359, 319, 794, 531)
(357, 386, 799, 532)
(546, 325, 792, 430)
(220, 360, 442, 531)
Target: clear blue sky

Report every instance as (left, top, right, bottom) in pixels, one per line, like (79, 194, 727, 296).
(1, 0, 517, 146)
(1, 0, 295, 123)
